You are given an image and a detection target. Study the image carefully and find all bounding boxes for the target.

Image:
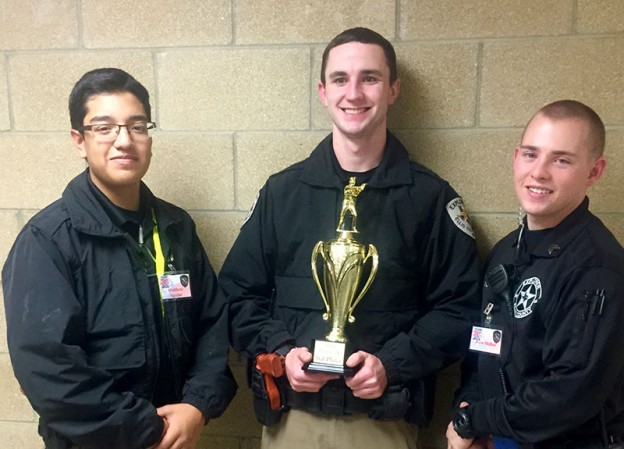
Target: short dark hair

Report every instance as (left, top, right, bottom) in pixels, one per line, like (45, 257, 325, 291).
(320, 27, 397, 85)
(525, 99, 606, 158)
(69, 68, 151, 131)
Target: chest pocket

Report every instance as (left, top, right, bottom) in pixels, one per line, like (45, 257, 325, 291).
(78, 245, 146, 371)
(562, 290, 604, 368)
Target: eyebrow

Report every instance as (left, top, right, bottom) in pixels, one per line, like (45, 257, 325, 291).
(519, 145, 578, 158)
(328, 69, 385, 79)
(87, 114, 147, 123)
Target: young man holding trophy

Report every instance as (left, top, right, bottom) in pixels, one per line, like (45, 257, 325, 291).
(219, 27, 480, 449)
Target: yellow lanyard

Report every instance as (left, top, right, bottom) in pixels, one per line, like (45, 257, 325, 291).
(150, 210, 167, 317)
(151, 208, 166, 279)
(139, 209, 166, 314)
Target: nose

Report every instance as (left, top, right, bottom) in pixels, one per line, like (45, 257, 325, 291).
(530, 158, 550, 180)
(346, 80, 363, 101)
(113, 125, 132, 148)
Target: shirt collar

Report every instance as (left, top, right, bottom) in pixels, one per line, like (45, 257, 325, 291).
(300, 130, 413, 189)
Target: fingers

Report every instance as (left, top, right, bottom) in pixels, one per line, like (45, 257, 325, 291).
(285, 347, 338, 393)
(344, 351, 387, 399)
(153, 404, 204, 449)
(446, 421, 475, 449)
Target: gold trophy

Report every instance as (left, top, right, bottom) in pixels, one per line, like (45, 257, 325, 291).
(305, 177, 378, 375)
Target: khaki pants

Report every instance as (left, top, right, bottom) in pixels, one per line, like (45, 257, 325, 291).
(262, 409, 420, 449)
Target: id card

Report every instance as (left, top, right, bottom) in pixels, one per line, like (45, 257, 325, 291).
(469, 325, 502, 355)
(159, 272, 191, 300)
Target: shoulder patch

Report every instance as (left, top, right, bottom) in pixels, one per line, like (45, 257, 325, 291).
(446, 197, 475, 239)
(241, 190, 260, 228)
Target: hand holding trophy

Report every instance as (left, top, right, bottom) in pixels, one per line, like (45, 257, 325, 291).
(305, 177, 378, 376)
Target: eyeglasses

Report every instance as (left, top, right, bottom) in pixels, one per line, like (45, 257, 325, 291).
(79, 122, 156, 141)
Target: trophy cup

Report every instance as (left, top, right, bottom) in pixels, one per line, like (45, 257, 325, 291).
(305, 177, 378, 375)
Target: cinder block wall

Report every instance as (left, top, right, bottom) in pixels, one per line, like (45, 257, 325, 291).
(1, 1, 623, 448)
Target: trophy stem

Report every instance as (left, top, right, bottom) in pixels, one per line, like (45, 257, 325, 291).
(325, 327, 347, 343)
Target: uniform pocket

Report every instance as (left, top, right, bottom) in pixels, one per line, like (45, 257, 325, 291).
(566, 290, 604, 367)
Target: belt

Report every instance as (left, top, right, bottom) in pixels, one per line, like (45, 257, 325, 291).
(285, 385, 374, 416)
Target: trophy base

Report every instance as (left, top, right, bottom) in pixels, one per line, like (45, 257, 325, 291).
(303, 361, 359, 377)
(302, 338, 359, 377)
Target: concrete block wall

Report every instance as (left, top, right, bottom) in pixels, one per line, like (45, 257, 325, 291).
(1, 1, 623, 448)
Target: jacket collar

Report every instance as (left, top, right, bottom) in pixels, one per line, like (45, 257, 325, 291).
(514, 197, 593, 260)
(62, 170, 177, 237)
(299, 130, 413, 189)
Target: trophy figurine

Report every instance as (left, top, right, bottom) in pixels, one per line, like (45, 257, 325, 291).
(305, 177, 378, 375)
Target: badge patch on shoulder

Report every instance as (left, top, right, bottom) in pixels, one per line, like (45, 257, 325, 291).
(446, 197, 475, 239)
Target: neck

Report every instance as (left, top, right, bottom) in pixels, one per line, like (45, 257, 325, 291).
(90, 176, 141, 211)
(109, 190, 141, 211)
(332, 129, 386, 172)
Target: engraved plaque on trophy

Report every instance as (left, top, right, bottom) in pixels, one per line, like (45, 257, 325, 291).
(304, 177, 378, 376)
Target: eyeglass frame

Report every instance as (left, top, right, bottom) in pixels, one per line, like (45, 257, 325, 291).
(77, 122, 157, 140)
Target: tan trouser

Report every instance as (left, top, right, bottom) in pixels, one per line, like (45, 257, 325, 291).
(262, 409, 420, 449)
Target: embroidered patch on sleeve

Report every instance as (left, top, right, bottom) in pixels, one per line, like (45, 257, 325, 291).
(446, 197, 475, 239)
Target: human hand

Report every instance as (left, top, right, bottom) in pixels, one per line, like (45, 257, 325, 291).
(446, 402, 491, 449)
(446, 420, 476, 449)
(147, 417, 169, 449)
(343, 351, 387, 399)
(284, 347, 339, 393)
(153, 403, 205, 449)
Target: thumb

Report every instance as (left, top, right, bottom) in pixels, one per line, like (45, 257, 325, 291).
(291, 347, 312, 363)
(346, 351, 365, 367)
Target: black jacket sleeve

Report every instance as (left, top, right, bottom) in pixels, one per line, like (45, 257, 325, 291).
(2, 224, 164, 449)
(181, 227, 237, 418)
(375, 187, 481, 386)
(219, 185, 296, 357)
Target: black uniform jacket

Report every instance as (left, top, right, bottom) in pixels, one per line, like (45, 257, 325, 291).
(461, 198, 624, 444)
(2, 170, 237, 449)
(220, 132, 480, 421)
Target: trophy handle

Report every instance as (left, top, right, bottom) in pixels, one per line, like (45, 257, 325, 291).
(348, 244, 378, 319)
(311, 241, 331, 319)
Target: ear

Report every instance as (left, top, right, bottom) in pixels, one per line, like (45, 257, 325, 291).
(587, 156, 607, 187)
(317, 80, 328, 107)
(387, 79, 400, 106)
(70, 129, 87, 159)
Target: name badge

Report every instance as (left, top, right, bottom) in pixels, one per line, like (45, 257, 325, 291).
(469, 325, 502, 356)
(159, 272, 191, 300)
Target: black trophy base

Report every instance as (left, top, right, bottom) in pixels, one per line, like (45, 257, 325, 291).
(304, 361, 359, 377)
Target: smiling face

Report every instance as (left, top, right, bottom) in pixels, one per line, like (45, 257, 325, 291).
(514, 113, 606, 230)
(70, 92, 152, 208)
(318, 42, 399, 146)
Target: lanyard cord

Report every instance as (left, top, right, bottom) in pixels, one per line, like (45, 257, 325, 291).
(138, 209, 166, 313)
(151, 208, 166, 279)
(138, 208, 166, 276)
(151, 209, 166, 316)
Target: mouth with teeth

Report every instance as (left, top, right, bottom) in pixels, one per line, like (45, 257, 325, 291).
(343, 107, 368, 114)
(527, 186, 552, 194)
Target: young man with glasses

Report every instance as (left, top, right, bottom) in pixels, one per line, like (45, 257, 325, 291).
(2, 68, 237, 449)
